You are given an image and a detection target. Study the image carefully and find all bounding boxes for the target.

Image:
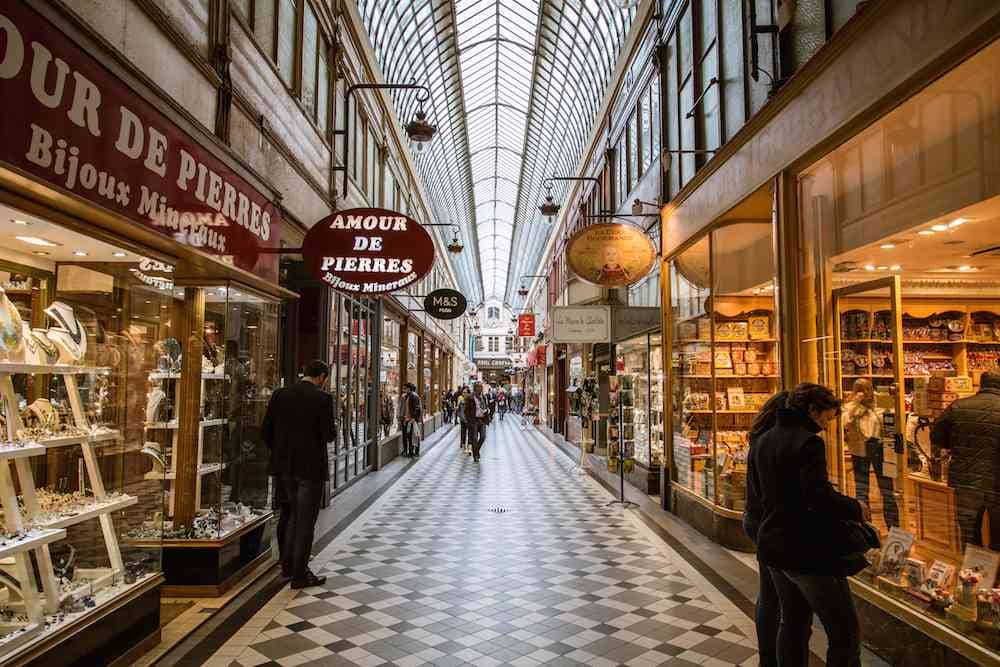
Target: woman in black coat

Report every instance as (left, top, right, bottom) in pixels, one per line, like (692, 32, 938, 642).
(747, 383, 869, 667)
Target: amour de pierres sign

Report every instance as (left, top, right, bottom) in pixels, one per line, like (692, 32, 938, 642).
(303, 208, 435, 295)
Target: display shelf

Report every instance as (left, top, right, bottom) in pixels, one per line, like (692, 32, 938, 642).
(30, 429, 122, 449)
(123, 511, 273, 548)
(144, 419, 227, 430)
(0, 363, 110, 375)
(0, 443, 46, 460)
(147, 462, 226, 481)
(0, 622, 42, 658)
(0, 529, 66, 559)
(687, 409, 758, 414)
(148, 371, 226, 380)
(31, 495, 138, 530)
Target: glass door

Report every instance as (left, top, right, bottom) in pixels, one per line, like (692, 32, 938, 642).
(832, 276, 906, 535)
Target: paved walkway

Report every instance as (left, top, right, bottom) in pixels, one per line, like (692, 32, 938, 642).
(207, 419, 758, 667)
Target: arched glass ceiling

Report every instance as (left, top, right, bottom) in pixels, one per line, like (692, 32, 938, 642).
(358, 1, 636, 306)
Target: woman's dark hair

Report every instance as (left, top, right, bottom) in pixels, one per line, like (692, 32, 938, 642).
(750, 391, 788, 443)
(786, 382, 841, 416)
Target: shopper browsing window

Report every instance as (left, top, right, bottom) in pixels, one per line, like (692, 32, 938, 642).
(400, 383, 422, 457)
(262, 360, 334, 590)
(748, 383, 871, 667)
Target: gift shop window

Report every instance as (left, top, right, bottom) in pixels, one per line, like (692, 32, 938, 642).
(796, 39, 1000, 650)
(669, 213, 780, 513)
(331, 294, 376, 491)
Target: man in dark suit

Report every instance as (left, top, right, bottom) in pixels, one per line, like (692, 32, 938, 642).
(401, 382, 422, 457)
(464, 382, 489, 463)
(263, 360, 335, 589)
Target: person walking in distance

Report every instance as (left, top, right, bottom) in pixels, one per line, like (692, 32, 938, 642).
(464, 383, 489, 463)
(748, 383, 870, 667)
(497, 388, 508, 422)
(456, 385, 469, 451)
(262, 360, 334, 589)
(401, 382, 422, 457)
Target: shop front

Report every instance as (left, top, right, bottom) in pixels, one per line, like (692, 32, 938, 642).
(660, 2, 1000, 661)
(665, 186, 779, 549)
(0, 2, 291, 663)
(794, 38, 1000, 660)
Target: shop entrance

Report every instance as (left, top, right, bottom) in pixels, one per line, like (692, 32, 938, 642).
(832, 276, 907, 536)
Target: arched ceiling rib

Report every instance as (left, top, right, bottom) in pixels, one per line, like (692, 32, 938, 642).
(358, 0, 635, 307)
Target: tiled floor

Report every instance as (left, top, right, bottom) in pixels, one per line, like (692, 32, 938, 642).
(209, 419, 758, 667)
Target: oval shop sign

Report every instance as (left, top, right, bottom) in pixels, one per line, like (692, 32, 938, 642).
(303, 208, 435, 294)
(424, 288, 467, 320)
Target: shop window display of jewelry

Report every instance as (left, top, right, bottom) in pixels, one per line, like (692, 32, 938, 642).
(0, 291, 160, 656)
(122, 330, 267, 542)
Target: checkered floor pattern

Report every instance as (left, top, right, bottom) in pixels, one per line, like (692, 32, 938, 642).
(217, 420, 757, 666)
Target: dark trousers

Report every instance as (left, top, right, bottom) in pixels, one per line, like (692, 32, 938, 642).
(470, 418, 486, 460)
(851, 438, 899, 527)
(770, 568, 860, 667)
(460, 419, 469, 446)
(401, 420, 417, 456)
(755, 562, 781, 667)
(277, 475, 324, 581)
(955, 488, 1000, 550)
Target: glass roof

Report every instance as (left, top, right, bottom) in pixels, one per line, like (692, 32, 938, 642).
(358, 0, 636, 306)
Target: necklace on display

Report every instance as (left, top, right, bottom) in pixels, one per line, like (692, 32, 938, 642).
(45, 302, 83, 345)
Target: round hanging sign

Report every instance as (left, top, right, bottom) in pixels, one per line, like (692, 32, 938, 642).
(424, 288, 467, 320)
(566, 222, 657, 288)
(303, 207, 436, 294)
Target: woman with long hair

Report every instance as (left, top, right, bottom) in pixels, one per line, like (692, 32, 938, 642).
(743, 390, 788, 667)
(748, 383, 869, 667)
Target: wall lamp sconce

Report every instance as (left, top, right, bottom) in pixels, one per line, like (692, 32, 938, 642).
(333, 82, 435, 202)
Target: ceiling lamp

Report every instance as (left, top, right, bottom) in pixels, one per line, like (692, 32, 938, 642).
(538, 183, 560, 219)
(447, 227, 463, 254)
(518, 284, 529, 297)
(404, 100, 436, 150)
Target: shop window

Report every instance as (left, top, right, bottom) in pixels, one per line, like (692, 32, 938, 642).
(380, 318, 400, 439)
(795, 41, 1000, 652)
(617, 333, 665, 471)
(276, 0, 298, 88)
(423, 338, 432, 410)
(407, 332, 419, 387)
(670, 218, 779, 508)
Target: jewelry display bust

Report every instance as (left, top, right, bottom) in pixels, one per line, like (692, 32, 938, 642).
(0, 287, 23, 360)
(44, 302, 86, 364)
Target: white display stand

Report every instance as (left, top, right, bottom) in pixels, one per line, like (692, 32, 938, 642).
(0, 364, 131, 619)
(144, 372, 227, 515)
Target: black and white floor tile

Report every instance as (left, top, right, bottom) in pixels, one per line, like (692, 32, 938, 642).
(209, 419, 758, 666)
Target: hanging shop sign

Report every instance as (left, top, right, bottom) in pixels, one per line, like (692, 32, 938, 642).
(551, 305, 612, 343)
(566, 223, 657, 288)
(613, 306, 662, 342)
(0, 3, 281, 280)
(302, 207, 435, 294)
(424, 288, 466, 320)
(517, 313, 536, 337)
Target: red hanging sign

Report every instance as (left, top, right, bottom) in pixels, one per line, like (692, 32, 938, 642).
(0, 3, 281, 279)
(517, 313, 536, 337)
(303, 207, 435, 295)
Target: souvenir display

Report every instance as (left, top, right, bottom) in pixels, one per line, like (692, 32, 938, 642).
(673, 307, 779, 505)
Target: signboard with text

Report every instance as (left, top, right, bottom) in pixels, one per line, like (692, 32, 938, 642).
(0, 3, 280, 279)
(551, 306, 612, 343)
(424, 288, 466, 319)
(303, 208, 435, 294)
(517, 313, 536, 337)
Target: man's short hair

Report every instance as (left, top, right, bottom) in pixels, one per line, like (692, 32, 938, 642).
(304, 359, 329, 378)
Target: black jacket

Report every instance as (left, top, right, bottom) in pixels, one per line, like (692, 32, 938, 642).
(931, 385, 1000, 496)
(262, 380, 334, 482)
(747, 408, 864, 576)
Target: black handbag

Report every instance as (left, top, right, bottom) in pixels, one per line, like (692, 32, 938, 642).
(841, 520, 881, 554)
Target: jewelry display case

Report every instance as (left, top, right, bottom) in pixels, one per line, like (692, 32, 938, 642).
(0, 219, 167, 663)
(615, 332, 664, 494)
(124, 282, 278, 595)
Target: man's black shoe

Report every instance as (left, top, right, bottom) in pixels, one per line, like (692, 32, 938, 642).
(290, 572, 327, 589)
